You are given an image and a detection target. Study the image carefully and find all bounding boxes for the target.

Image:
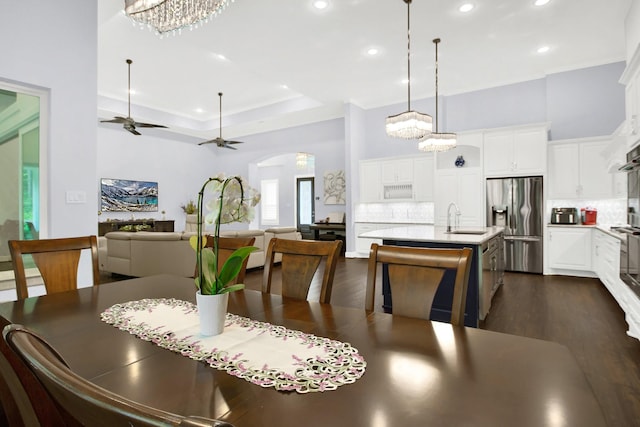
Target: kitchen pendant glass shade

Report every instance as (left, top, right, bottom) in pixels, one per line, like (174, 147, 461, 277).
(124, 0, 234, 34)
(386, 0, 432, 140)
(418, 132, 457, 152)
(386, 111, 433, 140)
(418, 38, 456, 152)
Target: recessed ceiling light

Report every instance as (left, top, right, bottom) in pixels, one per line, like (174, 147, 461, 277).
(537, 45, 550, 54)
(367, 47, 379, 56)
(216, 54, 227, 61)
(534, 0, 550, 6)
(195, 108, 204, 113)
(313, 0, 329, 10)
(128, 89, 136, 95)
(401, 78, 410, 85)
(459, 3, 474, 13)
(280, 84, 289, 89)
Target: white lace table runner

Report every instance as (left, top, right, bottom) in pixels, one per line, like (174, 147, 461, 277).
(100, 298, 366, 393)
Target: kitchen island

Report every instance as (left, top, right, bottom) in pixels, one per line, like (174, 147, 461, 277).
(359, 225, 505, 327)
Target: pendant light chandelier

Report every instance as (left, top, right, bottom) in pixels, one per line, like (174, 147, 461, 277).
(386, 0, 432, 140)
(418, 38, 457, 152)
(124, 0, 234, 35)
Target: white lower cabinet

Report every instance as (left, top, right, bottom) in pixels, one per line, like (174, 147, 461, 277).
(354, 223, 412, 256)
(548, 227, 592, 271)
(593, 229, 621, 294)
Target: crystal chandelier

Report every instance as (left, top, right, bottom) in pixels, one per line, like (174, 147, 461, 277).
(418, 38, 457, 152)
(296, 152, 311, 169)
(124, 0, 235, 34)
(386, 0, 432, 140)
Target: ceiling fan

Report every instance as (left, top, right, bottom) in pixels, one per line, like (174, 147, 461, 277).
(198, 92, 244, 149)
(100, 59, 168, 136)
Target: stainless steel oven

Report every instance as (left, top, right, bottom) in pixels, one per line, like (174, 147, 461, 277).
(620, 145, 640, 227)
(617, 228, 639, 288)
(619, 146, 640, 289)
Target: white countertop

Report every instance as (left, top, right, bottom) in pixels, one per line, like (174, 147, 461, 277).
(358, 225, 504, 245)
(547, 223, 626, 241)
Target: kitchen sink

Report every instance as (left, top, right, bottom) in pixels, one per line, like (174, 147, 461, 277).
(445, 230, 487, 235)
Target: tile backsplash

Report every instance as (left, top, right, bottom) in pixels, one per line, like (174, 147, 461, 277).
(546, 198, 627, 226)
(354, 202, 434, 224)
(355, 199, 625, 227)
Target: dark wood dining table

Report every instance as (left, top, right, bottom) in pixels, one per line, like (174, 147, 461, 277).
(0, 274, 606, 426)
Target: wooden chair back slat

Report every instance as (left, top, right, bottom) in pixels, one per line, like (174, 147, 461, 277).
(262, 238, 342, 304)
(366, 243, 473, 326)
(9, 236, 100, 300)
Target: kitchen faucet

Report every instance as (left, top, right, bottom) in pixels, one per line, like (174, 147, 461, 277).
(447, 202, 461, 232)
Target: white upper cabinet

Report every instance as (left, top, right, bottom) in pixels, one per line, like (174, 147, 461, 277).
(483, 125, 548, 176)
(381, 158, 413, 183)
(548, 138, 619, 199)
(359, 155, 434, 203)
(621, 45, 640, 147)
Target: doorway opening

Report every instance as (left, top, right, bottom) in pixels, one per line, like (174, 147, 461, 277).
(296, 177, 315, 240)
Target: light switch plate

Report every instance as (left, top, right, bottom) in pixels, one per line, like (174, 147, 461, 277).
(66, 190, 87, 204)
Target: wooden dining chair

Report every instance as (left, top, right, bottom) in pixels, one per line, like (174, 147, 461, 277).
(9, 236, 100, 300)
(3, 324, 235, 427)
(263, 238, 342, 304)
(199, 235, 256, 284)
(366, 243, 473, 326)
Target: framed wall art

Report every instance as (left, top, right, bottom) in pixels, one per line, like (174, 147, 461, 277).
(323, 170, 345, 205)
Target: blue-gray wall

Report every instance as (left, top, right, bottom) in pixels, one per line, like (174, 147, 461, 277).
(357, 61, 625, 162)
(546, 62, 626, 140)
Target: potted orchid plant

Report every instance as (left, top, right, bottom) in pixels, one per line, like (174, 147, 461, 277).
(189, 174, 260, 335)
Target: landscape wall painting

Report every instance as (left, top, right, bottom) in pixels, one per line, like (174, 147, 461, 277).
(100, 178, 158, 212)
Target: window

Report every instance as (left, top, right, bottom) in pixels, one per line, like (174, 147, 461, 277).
(261, 179, 279, 225)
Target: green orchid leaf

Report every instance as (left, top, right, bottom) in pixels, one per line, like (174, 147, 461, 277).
(199, 248, 217, 294)
(189, 235, 202, 251)
(219, 283, 246, 294)
(218, 246, 258, 286)
(217, 256, 243, 286)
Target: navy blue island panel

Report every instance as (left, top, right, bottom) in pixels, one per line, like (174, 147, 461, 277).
(381, 239, 480, 328)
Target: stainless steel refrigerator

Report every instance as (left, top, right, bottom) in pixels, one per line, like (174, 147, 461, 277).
(486, 176, 543, 273)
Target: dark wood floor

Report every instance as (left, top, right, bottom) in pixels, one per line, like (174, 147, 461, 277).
(103, 258, 640, 426)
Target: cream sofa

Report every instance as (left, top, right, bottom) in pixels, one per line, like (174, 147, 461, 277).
(104, 227, 300, 278)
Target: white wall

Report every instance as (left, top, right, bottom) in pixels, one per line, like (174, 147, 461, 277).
(97, 125, 217, 231)
(1, 0, 98, 287)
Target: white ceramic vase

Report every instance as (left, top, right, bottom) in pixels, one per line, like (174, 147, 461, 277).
(196, 291, 229, 336)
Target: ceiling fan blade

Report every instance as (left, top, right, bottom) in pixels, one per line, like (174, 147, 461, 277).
(197, 139, 217, 146)
(225, 140, 244, 145)
(101, 117, 129, 124)
(125, 125, 141, 136)
(223, 144, 238, 150)
(134, 122, 168, 128)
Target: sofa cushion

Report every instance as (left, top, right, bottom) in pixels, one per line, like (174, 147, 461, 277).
(265, 227, 297, 234)
(130, 231, 183, 241)
(234, 229, 265, 238)
(130, 238, 194, 277)
(103, 229, 269, 277)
